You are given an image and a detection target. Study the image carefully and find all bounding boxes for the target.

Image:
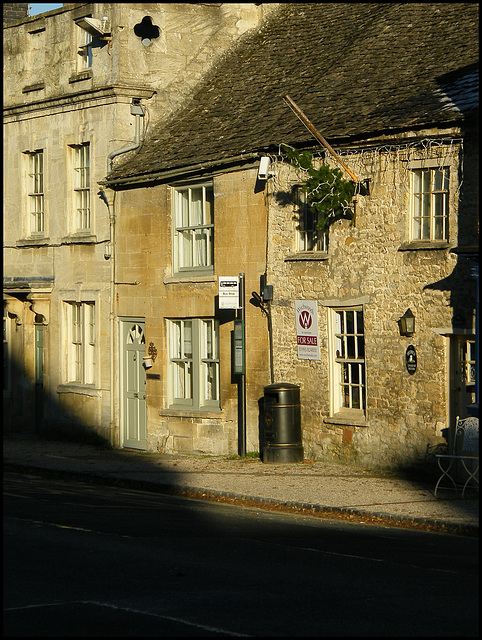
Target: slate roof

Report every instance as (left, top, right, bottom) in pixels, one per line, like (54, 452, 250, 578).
(105, 2, 478, 186)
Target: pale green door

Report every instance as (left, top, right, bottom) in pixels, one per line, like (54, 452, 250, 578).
(122, 321, 147, 449)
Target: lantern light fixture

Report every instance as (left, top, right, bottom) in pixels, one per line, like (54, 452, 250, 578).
(399, 308, 415, 337)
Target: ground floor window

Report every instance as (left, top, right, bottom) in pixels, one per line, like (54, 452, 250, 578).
(330, 307, 366, 414)
(167, 318, 219, 410)
(65, 301, 95, 384)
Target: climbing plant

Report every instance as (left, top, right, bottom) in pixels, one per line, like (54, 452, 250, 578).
(281, 144, 355, 231)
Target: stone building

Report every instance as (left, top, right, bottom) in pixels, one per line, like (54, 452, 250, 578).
(103, 3, 478, 466)
(3, 2, 272, 442)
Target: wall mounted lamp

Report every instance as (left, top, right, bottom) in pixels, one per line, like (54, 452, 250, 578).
(398, 308, 415, 337)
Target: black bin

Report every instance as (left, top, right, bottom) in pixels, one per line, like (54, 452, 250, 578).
(262, 383, 303, 463)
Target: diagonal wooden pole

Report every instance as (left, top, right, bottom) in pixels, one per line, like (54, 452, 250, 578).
(283, 94, 359, 183)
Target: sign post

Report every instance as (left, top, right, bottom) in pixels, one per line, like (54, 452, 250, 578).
(221, 274, 246, 456)
(237, 273, 246, 457)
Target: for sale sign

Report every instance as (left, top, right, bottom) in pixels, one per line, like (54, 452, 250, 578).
(295, 300, 320, 360)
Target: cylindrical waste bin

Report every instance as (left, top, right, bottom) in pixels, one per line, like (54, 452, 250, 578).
(262, 383, 303, 463)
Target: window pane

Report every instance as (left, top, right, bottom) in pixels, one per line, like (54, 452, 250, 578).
(346, 310, 354, 335)
(204, 186, 214, 225)
(179, 191, 189, 227)
(422, 170, 430, 192)
(357, 336, 365, 359)
(183, 321, 192, 358)
(181, 230, 193, 268)
(171, 322, 181, 358)
(434, 214, 444, 240)
(422, 215, 430, 240)
(346, 335, 355, 359)
(195, 229, 208, 266)
(190, 188, 203, 226)
(351, 385, 360, 409)
(413, 171, 421, 193)
(433, 169, 444, 191)
(204, 320, 213, 359)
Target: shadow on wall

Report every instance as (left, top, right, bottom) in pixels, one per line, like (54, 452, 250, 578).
(3, 356, 111, 448)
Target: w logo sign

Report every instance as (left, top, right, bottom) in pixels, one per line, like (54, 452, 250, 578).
(298, 310, 312, 329)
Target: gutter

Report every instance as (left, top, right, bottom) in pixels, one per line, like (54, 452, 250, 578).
(101, 152, 262, 188)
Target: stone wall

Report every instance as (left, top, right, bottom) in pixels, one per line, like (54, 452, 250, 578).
(265, 130, 477, 469)
(114, 167, 270, 454)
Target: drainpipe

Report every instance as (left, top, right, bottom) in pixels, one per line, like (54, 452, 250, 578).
(98, 187, 116, 446)
(107, 99, 145, 173)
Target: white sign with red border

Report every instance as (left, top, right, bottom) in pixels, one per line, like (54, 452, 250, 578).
(295, 300, 320, 360)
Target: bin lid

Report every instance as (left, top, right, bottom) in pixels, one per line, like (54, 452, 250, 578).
(264, 382, 300, 391)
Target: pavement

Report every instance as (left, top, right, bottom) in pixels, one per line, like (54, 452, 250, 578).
(3, 434, 479, 536)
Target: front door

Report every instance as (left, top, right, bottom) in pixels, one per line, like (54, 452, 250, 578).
(121, 320, 147, 450)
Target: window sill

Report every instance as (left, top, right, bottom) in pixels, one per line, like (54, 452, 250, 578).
(16, 237, 50, 247)
(398, 241, 451, 252)
(22, 82, 45, 93)
(61, 234, 97, 244)
(69, 69, 93, 83)
(324, 411, 367, 427)
(285, 251, 329, 262)
(57, 384, 101, 397)
(164, 273, 216, 284)
(159, 408, 222, 419)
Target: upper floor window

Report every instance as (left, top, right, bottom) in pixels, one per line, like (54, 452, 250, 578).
(172, 183, 214, 273)
(330, 307, 366, 414)
(294, 186, 328, 252)
(72, 143, 91, 231)
(77, 27, 93, 71)
(26, 150, 44, 235)
(411, 167, 449, 241)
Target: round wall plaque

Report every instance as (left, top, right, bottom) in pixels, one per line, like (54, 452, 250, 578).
(405, 345, 417, 375)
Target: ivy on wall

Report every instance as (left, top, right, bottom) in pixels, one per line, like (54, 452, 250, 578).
(281, 144, 355, 231)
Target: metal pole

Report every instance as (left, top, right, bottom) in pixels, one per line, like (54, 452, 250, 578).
(238, 273, 246, 457)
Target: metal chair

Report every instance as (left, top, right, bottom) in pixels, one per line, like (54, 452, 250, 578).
(434, 416, 479, 498)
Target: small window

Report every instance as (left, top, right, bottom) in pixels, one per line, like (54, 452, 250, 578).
(77, 26, 93, 71)
(331, 307, 366, 413)
(65, 301, 95, 384)
(172, 184, 214, 273)
(294, 186, 328, 252)
(26, 150, 44, 235)
(167, 318, 219, 410)
(411, 168, 449, 241)
(72, 143, 91, 231)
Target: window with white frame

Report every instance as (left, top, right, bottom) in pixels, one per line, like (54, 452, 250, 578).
(331, 307, 366, 413)
(26, 150, 44, 235)
(167, 318, 219, 410)
(77, 26, 93, 71)
(172, 184, 214, 272)
(72, 143, 91, 231)
(65, 301, 95, 384)
(411, 167, 449, 241)
(294, 186, 328, 252)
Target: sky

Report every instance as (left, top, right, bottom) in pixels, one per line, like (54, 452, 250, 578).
(29, 3, 63, 16)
